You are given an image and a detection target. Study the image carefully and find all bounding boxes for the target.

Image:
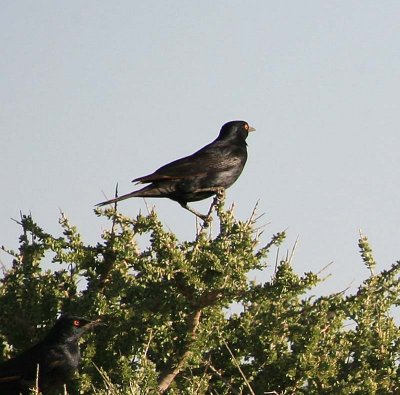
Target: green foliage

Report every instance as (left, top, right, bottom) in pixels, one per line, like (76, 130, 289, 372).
(1, 202, 400, 394)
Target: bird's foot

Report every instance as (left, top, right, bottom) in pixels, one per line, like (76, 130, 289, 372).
(201, 213, 213, 228)
(215, 187, 225, 200)
(195, 186, 226, 199)
(195, 210, 212, 223)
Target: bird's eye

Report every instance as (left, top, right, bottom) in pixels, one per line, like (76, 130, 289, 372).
(244, 124, 249, 130)
(73, 320, 80, 327)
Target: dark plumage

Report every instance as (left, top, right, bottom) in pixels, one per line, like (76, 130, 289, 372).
(0, 314, 101, 395)
(97, 120, 255, 219)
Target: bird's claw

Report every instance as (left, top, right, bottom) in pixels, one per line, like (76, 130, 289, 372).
(215, 187, 225, 200)
(201, 214, 213, 228)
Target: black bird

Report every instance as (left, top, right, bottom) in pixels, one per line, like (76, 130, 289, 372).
(97, 120, 255, 220)
(0, 314, 101, 395)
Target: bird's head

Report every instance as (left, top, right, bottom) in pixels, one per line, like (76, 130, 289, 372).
(46, 314, 103, 342)
(218, 120, 256, 142)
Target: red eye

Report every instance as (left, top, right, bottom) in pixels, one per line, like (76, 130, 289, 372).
(73, 320, 80, 327)
(244, 124, 249, 130)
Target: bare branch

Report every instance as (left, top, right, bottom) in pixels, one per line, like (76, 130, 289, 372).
(157, 309, 202, 393)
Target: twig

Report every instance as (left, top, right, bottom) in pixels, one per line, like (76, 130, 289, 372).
(205, 361, 241, 395)
(246, 200, 266, 227)
(221, 337, 256, 395)
(287, 236, 299, 265)
(97, 185, 119, 292)
(143, 198, 153, 216)
(274, 247, 280, 275)
(316, 261, 333, 276)
(34, 364, 40, 394)
(192, 360, 211, 395)
(144, 329, 153, 358)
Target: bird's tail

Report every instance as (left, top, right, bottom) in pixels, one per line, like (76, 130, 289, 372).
(96, 190, 145, 207)
(96, 184, 168, 207)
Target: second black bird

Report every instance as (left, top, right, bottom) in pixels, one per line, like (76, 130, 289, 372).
(0, 314, 101, 395)
(97, 120, 255, 219)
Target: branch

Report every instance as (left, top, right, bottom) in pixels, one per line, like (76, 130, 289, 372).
(97, 184, 119, 293)
(157, 308, 202, 393)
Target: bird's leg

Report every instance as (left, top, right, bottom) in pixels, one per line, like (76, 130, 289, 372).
(180, 202, 211, 223)
(179, 188, 225, 226)
(198, 187, 226, 226)
(202, 195, 219, 225)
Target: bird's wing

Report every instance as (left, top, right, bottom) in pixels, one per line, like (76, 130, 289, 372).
(0, 373, 21, 383)
(42, 347, 66, 372)
(0, 342, 43, 383)
(0, 359, 24, 384)
(133, 146, 242, 183)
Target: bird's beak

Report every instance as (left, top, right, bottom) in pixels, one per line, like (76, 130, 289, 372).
(86, 319, 105, 329)
(248, 126, 256, 132)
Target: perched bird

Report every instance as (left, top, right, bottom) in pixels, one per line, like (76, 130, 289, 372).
(97, 120, 255, 220)
(0, 314, 102, 395)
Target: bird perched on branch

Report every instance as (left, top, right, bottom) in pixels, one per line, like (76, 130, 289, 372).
(97, 120, 255, 220)
(0, 314, 102, 395)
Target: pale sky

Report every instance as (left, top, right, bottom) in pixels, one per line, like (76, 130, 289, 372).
(1, 1, 400, 297)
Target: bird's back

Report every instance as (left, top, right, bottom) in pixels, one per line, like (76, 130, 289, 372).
(135, 134, 248, 185)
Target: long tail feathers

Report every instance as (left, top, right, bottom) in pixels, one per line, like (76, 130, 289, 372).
(96, 191, 143, 207)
